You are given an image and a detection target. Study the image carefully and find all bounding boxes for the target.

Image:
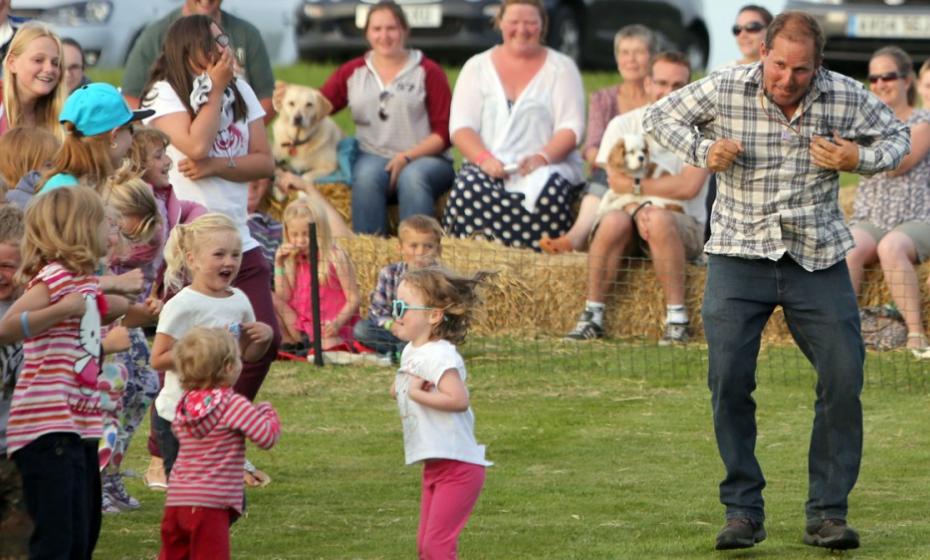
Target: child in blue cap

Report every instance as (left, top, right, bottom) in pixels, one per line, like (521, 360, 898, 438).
(40, 82, 153, 193)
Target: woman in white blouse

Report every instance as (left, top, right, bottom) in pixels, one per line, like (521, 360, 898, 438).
(441, 0, 585, 250)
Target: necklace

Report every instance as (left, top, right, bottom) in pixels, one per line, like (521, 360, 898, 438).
(759, 89, 805, 143)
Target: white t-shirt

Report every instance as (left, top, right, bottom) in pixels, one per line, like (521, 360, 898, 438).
(597, 107, 708, 225)
(143, 78, 265, 252)
(394, 339, 491, 467)
(154, 287, 255, 421)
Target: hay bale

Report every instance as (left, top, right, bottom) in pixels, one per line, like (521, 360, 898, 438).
(313, 182, 450, 234)
(839, 185, 856, 219)
(342, 233, 930, 345)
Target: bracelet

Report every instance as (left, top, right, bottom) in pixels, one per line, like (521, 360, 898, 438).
(274, 267, 285, 276)
(536, 151, 551, 165)
(402, 154, 412, 164)
(20, 311, 31, 338)
(474, 150, 492, 165)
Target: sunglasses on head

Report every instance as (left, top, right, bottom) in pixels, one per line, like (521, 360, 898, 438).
(392, 299, 434, 320)
(732, 21, 765, 36)
(868, 71, 901, 84)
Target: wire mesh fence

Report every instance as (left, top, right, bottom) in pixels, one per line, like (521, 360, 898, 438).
(341, 234, 930, 390)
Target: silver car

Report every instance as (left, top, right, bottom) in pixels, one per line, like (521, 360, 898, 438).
(10, 0, 300, 67)
(786, 0, 930, 69)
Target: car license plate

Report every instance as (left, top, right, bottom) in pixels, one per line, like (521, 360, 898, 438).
(356, 4, 442, 29)
(848, 13, 930, 38)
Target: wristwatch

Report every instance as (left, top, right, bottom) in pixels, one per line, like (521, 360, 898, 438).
(633, 178, 642, 196)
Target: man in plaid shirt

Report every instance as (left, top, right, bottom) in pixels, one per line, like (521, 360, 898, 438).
(644, 12, 910, 552)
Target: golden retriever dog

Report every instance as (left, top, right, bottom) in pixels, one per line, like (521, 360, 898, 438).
(594, 133, 679, 227)
(272, 82, 343, 181)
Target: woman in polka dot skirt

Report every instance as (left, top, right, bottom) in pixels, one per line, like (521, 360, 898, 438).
(442, 0, 585, 250)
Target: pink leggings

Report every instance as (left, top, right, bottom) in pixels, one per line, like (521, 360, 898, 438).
(417, 460, 485, 560)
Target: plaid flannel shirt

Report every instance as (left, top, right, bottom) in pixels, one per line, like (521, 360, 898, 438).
(368, 262, 408, 327)
(643, 63, 911, 271)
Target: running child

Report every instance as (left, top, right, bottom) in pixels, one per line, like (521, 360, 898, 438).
(390, 266, 492, 559)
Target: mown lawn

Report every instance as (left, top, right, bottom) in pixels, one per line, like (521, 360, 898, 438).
(95, 339, 930, 559)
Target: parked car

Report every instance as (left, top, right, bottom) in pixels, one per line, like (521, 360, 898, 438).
(786, 0, 930, 70)
(10, 0, 300, 68)
(297, 0, 709, 70)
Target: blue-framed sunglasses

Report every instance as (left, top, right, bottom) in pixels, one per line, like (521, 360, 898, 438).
(392, 299, 434, 319)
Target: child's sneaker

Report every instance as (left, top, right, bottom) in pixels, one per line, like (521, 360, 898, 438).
(659, 322, 690, 346)
(105, 472, 140, 510)
(101, 486, 122, 514)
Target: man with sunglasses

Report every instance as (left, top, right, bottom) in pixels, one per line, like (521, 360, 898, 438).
(644, 11, 910, 552)
(120, 0, 275, 124)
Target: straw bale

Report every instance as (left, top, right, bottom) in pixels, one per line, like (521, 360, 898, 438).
(342, 233, 930, 345)
(839, 185, 856, 219)
(313, 182, 448, 234)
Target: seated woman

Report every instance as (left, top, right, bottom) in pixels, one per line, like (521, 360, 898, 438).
(442, 0, 585, 251)
(541, 24, 656, 254)
(313, 0, 454, 235)
(846, 46, 930, 356)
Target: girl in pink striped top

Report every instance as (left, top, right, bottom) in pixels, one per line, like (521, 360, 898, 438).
(159, 326, 280, 560)
(0, 187, 129, 559)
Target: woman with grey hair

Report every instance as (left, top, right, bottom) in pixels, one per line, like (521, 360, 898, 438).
(540, 24, 656, 253)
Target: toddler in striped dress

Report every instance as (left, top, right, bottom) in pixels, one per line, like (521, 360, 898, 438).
(159, 326, 280, 560)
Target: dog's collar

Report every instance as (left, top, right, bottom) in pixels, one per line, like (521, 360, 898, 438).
(280, 135, 313, 149)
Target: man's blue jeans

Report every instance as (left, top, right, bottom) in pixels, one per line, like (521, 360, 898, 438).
(351, 151, 454, 235)
(702, 254, 864, 524)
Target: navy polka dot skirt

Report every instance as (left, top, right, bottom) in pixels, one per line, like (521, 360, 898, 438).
(442, 164, 580, 251)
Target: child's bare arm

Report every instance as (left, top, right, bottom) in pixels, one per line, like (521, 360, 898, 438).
(406, 369, 470, 412)
(0, 284, 84, 344)
(240, 321, 273, 362)
(328, 248, 360, 333)
(121, 297, 163, 328)
(150, 333, 177, 371)
(102, 295, 130, 324)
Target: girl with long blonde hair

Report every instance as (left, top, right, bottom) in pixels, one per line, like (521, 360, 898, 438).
(0, 21, 67, 138)
(273, 198, 361, 353)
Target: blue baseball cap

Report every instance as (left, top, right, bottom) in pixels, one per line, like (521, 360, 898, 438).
(59, 83, 154, 137)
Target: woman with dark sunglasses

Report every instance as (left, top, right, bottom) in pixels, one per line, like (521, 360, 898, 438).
(730, 5, 773, 67)
(847, 46, 930, 357)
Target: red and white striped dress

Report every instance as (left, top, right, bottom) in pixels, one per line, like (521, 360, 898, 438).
(167, 388, 280, 513)
(6, 263, 104, 456)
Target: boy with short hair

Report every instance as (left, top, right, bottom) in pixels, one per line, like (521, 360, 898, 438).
(353, 215, 442, 360)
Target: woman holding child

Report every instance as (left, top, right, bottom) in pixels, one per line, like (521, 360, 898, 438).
(846, 46, 930, 357)
(442, 0, 585, 251)
(314, 0, 455, 235)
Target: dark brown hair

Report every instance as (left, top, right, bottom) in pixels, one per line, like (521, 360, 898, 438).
(738, 4, 773, 26)
(141, 15, 246, 122)
(496, 0, 548, 38)
(364, 1, 409, 32)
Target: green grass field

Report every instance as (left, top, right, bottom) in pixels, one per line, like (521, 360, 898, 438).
(84, 63, 883, 557)
(94, 340, 930, 559)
